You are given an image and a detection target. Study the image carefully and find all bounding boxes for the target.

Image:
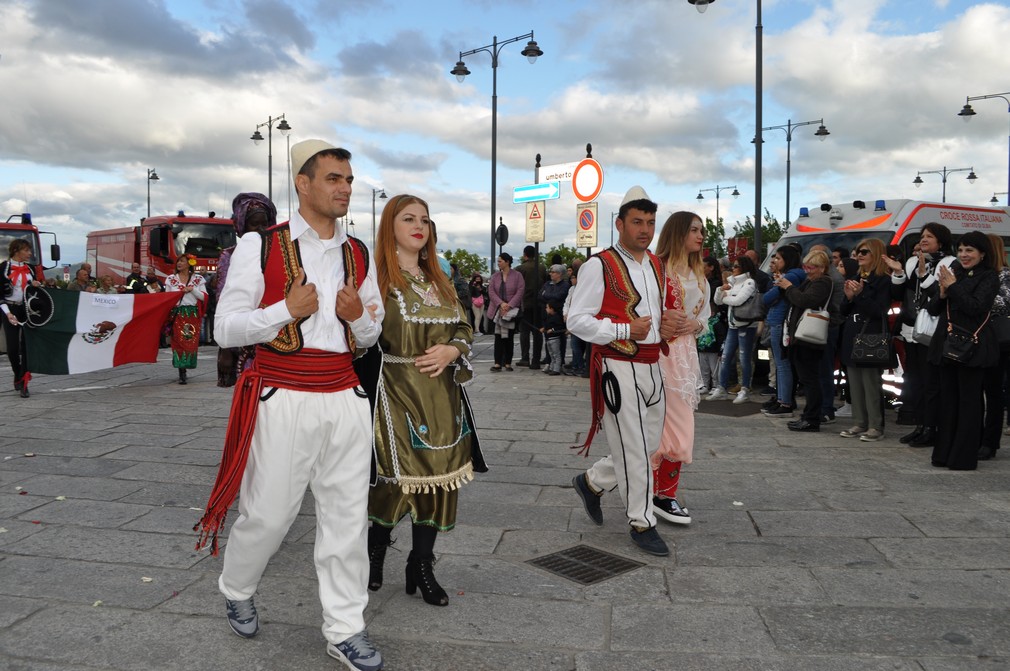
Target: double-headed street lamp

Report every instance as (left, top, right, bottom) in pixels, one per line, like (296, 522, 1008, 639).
(250, 114, 292, 202)
(371, 188, 387, 247)
(689, 0, 764, 253)
(451, 32, 543, 274)
(146, 168, 159, 219)
(958, 92, 1010, 206)
(758, 118, 829, 227)
(912, 166, 977, 203)
(696, 185, 739, 229)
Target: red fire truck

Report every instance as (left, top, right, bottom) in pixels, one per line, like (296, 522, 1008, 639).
(86, 212, 236, 282)
(0, 213, 61, 273)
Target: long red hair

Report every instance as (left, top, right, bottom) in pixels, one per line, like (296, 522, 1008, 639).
(375, 194, 454, 302)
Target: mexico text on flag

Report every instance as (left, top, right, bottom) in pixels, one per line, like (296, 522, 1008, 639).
(26, 289, 180, 375)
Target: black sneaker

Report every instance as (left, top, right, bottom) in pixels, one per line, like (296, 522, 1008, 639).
(821, 413, 836, 425)
(763, 403, 794, 417)
(653, 496, 691, 525)
(225, 597, 259, 638)
(761, 397, 779, 410)
(572, 474, 603, 525)
(759, 386, 777, 397)
(515, 359, 530, 368)
(629, 526, 669, 556)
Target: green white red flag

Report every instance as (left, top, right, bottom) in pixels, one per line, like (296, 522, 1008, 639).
(26, 289, 180, 375)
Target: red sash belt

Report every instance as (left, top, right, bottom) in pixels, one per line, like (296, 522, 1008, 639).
(573, 342, 667, 457)
(194, 348, 359, 554)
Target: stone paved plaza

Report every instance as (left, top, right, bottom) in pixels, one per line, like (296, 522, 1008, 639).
(1, 336, 1009, 670)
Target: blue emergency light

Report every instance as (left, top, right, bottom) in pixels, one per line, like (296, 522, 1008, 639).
(799, 207, 809, 218)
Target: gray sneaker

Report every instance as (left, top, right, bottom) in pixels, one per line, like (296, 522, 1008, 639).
(327, 630, 384, 670)
(225, 597, 259, 638)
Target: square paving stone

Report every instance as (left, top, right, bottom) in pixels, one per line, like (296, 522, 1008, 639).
(750, 511, 923, 538)
(763, 606, 1010, 656)
(0, 555, 201, 609)
(611, 603, 777, 654)
(902, 511, 1010, 538)
(0, 454, 136, 478)
(455, 500, 571, 531)
(871, 538, 1010, 569)
(575, 652, 922, 671)
(17, 499, 152, 528)
(7, 526, 205, 569)
(101, 445, 223, 467)
(6, 474, 146, 501)
(676, 536, 891, 568)
(0, 594, 43, 628)
(812, 567, 1010, 608)
(457, 481, 542, 504)
(368, 592, 607, 650)
(110, 462, 216, 486)
(665, 566, 829, 605)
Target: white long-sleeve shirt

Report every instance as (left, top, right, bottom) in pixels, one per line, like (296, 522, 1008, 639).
(214, 210, 383, 352)
(566, 244, 663, 346)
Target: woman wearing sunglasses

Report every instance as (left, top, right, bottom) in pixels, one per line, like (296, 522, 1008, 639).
(837, 239, 894, 441)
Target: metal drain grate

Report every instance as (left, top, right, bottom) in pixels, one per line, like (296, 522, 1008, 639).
(527, 545, 645, 585)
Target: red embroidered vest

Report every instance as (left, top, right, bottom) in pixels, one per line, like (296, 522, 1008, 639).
(259, 223, 370, 354)
(595, 247, 665, 356)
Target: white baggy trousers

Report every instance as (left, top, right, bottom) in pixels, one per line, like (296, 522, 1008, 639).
(219, 386, 372, 643)
(585, 357, 666, 529)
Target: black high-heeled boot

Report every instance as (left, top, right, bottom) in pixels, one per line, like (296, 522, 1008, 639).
(367, 525, 392, 592)
(405, 551, 448, 607)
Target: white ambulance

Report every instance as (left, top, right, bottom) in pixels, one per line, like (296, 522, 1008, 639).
(771, 198, 1010, 259)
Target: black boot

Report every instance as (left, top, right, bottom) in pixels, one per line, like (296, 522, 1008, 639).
(978, 445, 998, 461)
(367, 525, 392, 592)
(909, 426, 935, 448)
(899, 426, 923, 444)
(405, 551, 448, 607)
(178, 368, 187, 385)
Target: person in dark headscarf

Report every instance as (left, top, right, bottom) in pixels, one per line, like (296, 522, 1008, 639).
(215, 193, 277, 386)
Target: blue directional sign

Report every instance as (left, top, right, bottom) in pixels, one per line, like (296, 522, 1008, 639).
(513, 181, 560, 204)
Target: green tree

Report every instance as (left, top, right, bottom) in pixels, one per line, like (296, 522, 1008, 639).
(730, 208, 785, 258)
(703, 217, 726, 259)
(540, 243, 586, 267)
(440, 248, 486, 278)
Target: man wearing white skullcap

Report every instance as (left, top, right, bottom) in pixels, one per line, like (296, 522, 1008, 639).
(568, 185, 674, 557)
(199, 139, 386, 669)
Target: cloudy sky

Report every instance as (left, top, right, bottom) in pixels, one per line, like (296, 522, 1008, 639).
(2, 0, 1009, 266)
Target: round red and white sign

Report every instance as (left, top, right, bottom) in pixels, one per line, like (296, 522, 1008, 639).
(571, 158, 604, 203)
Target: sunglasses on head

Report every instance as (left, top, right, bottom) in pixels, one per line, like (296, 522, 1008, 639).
(855, 248, 870, 256)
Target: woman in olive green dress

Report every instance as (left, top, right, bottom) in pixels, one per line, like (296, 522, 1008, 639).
(367, 194, 486, 607)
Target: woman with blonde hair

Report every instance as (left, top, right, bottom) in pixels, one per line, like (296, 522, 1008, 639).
(651, 211, 710, 525)
(366, 194, 486, 607)
(980, 233, 1010, 460)
(837, 238, 894, 441)
(774, 249, 836, 432)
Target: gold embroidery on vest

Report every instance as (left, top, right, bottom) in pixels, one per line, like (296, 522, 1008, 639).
(264, 228, 305, 353)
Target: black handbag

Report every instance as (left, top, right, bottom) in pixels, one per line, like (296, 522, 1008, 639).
(942, 305, 989, 363)
(995, 313, 1010, 345)
(850, 315, 891, 365)
(733, 292, 766, 321)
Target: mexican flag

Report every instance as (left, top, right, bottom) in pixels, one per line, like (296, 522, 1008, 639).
(26, 289, 181, 375)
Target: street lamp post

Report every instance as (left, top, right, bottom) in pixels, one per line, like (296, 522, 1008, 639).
(250, 114, 292, 202)
(696, 185, 740, 230)
(689, 0, 763, 254)
(451, 32, 543, 275)
(146, 168, 159, 219)
(912, 166, 977, 203)
(371, 188, 387, 247)
(759, 118, 829, 228)
(958, 92, 1010, 206)
(990, 192, 1009, 205)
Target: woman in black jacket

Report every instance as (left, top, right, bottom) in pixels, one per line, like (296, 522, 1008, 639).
(837, 238, 894, 442)
(927, 231, 999, 470)
(776, 249, 835, 432)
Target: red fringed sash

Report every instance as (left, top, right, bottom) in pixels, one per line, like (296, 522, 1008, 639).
(572, 342, 666, 457)
(194, 347, 359, 554)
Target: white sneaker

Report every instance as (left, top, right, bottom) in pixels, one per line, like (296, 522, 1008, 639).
(698, 386, 710, 396)
(835, 403, 852, 418)
(706, 387, 729, 401)
(732, 388, 751, 404)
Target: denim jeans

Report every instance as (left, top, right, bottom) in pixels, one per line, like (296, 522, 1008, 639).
(719, 326, 757, 390)
(769, 323, 793, 405)
(570, 334, 587, 372)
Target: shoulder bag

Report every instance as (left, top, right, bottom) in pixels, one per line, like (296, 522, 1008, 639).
(733, 291, 766, 321)
(910, 282, 938, 345)
(851, 314, 892, 365)
(942, 305, 990, 363)
(793, 291, 832, 346)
